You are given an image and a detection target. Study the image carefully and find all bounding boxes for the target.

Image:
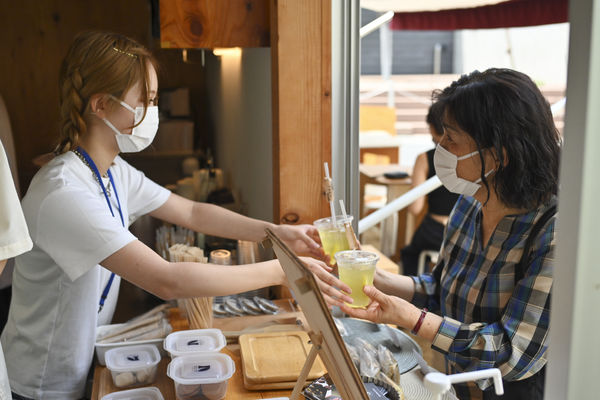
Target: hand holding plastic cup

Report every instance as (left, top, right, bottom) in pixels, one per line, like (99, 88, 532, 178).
(313, 215, 353, 265)
(334, 250, 379, 308)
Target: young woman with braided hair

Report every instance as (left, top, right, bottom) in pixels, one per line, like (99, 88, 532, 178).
(1, 31, 350, 399)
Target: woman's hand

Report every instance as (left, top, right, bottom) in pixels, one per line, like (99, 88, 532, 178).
(299, 257, 353, 308)
(339, 285, 418, 328)
(273, 224, 327, 261)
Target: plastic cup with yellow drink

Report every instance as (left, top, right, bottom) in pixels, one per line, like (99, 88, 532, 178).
(313, 215, 352, 265)
(334, 250, 379, 308)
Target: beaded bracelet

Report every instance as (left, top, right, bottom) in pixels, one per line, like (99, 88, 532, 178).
(411, 307, 428, 335)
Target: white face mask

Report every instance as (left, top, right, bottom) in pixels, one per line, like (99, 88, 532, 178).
(433, 144, 494, 197)
(101, 96, 159, 153)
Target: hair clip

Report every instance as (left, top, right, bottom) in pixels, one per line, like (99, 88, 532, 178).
(112, 46, 137, 58)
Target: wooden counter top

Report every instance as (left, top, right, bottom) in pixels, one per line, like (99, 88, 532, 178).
(362, 244, 399, 275)
(93, 295, 437, 399)
(92, 300, 300, 400)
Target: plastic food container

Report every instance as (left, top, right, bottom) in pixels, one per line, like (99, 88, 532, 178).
(96, 323, 169, 366)
(105, 345, 161, 389)
(164, 329, 226, 358)
(167, 353, 235, 400)
(101, 386, 165, 400)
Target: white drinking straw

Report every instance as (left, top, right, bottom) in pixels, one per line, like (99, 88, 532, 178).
(324, 162, 337, 226)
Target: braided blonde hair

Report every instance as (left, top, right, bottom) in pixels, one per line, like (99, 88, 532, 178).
(56, 31, 157, 154)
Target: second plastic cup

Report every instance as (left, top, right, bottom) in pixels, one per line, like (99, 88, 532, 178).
(313, 215, 353, 265)
(334, 250, 379, 308)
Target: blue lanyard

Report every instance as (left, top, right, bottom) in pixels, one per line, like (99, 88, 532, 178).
(76, 147, 123, 313)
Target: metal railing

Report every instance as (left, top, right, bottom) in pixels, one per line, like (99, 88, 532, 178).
(360, 11, 394, 38)
(358, 175, 442, 234)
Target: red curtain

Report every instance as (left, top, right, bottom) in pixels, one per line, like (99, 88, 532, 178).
(390, 0, 568, 30)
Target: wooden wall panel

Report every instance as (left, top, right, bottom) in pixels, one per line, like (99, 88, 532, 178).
(160, 0, 270, 48)
(270, 0, 332, 225)
(0, 0, 210, 191)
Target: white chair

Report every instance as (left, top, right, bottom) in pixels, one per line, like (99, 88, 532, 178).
(417, 250, 439, 276)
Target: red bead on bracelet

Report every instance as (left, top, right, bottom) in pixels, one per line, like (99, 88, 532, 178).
(411, 307, 428, 335)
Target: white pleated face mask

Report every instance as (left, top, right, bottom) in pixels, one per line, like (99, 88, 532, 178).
(433, 144, 494, 197)
(101, 95, 159, 153)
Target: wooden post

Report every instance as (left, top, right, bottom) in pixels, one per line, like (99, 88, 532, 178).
(270, 0, 332, 227)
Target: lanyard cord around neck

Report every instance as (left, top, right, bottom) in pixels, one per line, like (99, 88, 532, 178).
(75, 147, 123, 313)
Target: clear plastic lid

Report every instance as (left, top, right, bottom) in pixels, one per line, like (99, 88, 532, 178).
(167, 353, 235, 384)
(101, 386, 164, 400)
(164, 329, 226, 357)
(313, 215, 353, 229)
(334, 250, 379, 266)
(105, 344, 161, 373)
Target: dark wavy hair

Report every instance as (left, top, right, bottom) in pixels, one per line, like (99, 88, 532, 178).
(426, 99, 445, 136)
(434, 68, 561, 210)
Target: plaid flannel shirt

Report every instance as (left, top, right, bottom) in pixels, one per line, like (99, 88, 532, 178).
(411, 195, 556, 398)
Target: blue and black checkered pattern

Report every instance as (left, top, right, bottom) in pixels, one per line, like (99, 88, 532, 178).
(411, 195, 556, 399)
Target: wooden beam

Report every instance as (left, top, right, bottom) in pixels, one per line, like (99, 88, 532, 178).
(160, 0, 270, 48)
(270, 0, 332, 226)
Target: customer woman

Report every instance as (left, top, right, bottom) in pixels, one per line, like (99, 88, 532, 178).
(339, 69, 559, 399)
(400, 100, 459, 275)
(1, 31, 350, 400)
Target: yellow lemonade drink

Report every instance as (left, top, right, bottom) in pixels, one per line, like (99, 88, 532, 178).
(313, 215, 353, 265)
(335, 250, 379, 308)
(319, 229, 349, 265)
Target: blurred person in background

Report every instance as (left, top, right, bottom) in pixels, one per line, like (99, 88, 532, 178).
(400, 100, 459, 276)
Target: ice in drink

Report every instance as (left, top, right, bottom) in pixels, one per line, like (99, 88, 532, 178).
(313, 215, 352, 265)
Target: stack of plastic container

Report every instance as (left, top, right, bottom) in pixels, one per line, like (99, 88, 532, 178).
(104, 345, 161, 389)
(164, 329, 235, 400)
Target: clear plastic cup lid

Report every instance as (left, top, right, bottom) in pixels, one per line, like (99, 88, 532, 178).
(313, 215, 353, 229)
(334, 250, 379, 265)
(101, 386, 164, 400)
(164, 329, 226, 356)
(105, 344, 160, 373)
(167, 353, 235, 384)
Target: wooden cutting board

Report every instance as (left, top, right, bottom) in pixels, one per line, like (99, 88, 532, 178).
(242, 373, 311, 390)
(239, 331, 326, 385)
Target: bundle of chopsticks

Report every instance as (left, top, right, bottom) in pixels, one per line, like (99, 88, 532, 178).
(155, 225, 196, 259)
(168, 243, 214, 330)
(96, 303, 172, 344)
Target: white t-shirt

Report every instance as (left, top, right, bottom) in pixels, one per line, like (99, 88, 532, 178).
(1, 152, 170, 399)
(0, 141, 32, 262)
(0, 141, 33, 400)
